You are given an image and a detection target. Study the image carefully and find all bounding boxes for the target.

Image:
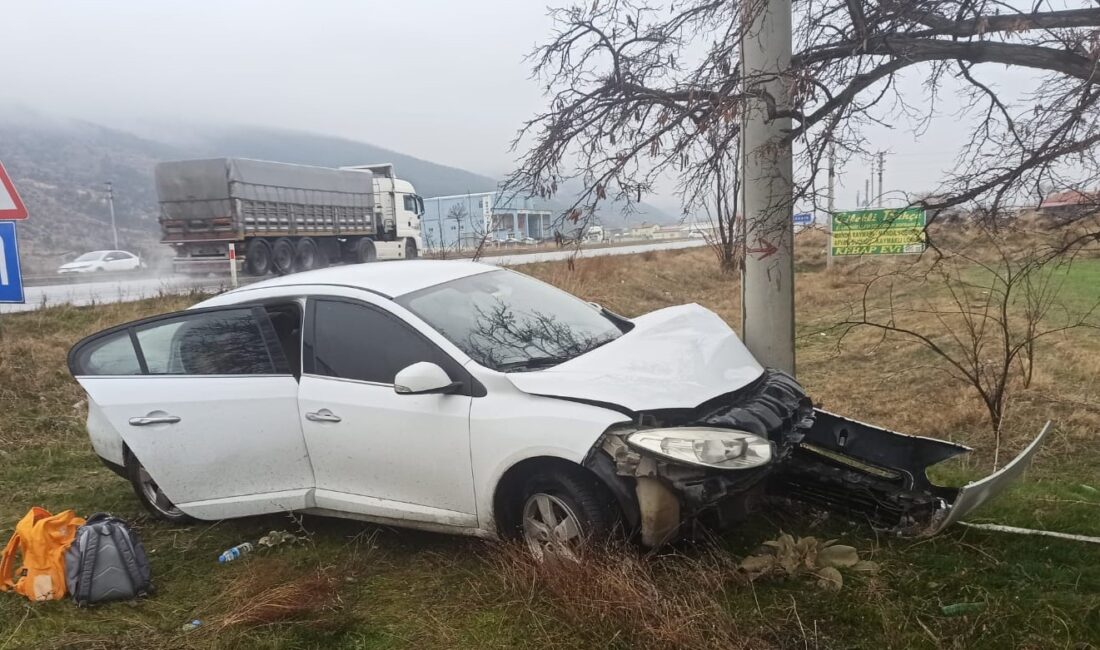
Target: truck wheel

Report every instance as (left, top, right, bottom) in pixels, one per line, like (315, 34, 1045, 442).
(405, 238, 418, 259)
(295, 238, 320, 271)
(355, 238, 377, 264)
(244, 239, 272, 276)
(272, 238, 296, 275)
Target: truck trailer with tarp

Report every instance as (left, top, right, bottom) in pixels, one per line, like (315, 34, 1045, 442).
(156, 158, 423, 275)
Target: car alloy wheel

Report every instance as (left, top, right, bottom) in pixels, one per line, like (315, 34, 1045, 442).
(136, 464, 185, 519)
(521, 492, 584, 560)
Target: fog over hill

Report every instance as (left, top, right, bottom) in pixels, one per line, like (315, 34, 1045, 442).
(0, 109, 676, 272)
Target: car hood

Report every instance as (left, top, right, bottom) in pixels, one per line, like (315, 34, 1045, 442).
(505, 304, 764, 412)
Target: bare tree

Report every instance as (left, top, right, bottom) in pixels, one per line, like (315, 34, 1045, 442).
(835, 222, 1099, 468)
(698, 125, 742, 272)
(505, 0, 1100, 241)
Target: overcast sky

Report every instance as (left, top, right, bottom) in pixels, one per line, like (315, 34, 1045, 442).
(1, 1, 1021, 215)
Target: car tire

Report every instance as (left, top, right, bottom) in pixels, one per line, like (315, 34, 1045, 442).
(272, 237, 296, 275)
(518, 468, 619, 559)
(244, 238, 273, 276)
(295, 237, 320, 271)
(354, 238, 377, 264)
(405, 238, 418, 259)
(125, 450, 192, 523)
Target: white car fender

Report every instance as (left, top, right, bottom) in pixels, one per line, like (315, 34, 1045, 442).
(467, 372, 631, 534)
(86, 399, 126, 467)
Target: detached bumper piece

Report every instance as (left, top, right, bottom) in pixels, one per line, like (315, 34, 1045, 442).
(771, 410, 1050, 535)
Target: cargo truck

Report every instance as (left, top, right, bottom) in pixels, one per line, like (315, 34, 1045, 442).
(155, 158, 424, 275)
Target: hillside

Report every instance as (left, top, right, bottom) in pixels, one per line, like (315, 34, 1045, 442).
(0, 111, 675, 273)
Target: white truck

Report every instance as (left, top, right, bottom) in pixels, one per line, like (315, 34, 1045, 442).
(155, 158, 423, 275)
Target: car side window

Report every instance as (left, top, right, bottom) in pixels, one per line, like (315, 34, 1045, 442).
(136, 309, 281, 375)
(71, 307, 289, 376)
(306, 299, 452, 384)
(77, 332, 143, 375)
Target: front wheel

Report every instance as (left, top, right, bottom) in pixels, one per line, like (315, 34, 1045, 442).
(405, 238, 418, 259)
(519, 470, 618, 560)
(126, 451, 191, 523)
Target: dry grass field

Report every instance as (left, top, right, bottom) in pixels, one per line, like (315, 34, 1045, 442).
(0, 240, 1097, 649)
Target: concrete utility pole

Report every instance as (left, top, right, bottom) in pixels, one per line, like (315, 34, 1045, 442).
(826, 142, 835, 270)
(740, 0, 795, 374)
(865, 178, 871, 208)
(105, 181, 119, 249)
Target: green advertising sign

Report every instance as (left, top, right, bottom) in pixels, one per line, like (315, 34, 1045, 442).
(830, 208, 926, 256)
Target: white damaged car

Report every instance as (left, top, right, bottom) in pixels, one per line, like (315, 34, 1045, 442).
(68, 261, 1048, 555)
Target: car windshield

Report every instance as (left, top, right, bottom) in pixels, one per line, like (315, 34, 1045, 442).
(74, 252, 107, 262)
(397, 269, 625, 371)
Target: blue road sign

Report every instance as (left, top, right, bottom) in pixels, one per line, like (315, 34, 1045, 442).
(0, 221, 25, 304)
(793, 212, 815, 226)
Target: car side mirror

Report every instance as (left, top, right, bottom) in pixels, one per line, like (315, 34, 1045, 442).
(394, 362, 462, 395)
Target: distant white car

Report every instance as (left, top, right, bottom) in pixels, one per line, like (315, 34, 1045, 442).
(67, 261, 1044, 556)
(58, 250, 142, 274)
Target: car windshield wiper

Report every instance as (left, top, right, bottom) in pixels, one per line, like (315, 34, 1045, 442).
(496, 356, 575, 372)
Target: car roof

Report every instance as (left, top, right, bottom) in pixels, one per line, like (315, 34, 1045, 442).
(226, 259, 500, 299)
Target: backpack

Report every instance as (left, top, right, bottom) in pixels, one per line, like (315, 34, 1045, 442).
(64, 513, 154, 606)
(0, 507, 86, 601)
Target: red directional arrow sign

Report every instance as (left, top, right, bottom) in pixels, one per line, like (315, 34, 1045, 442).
(0, 161, 28, 220)
(747, 237, 778, 259)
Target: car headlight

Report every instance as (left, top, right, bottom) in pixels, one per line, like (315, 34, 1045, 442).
(626, 427, 773, 470)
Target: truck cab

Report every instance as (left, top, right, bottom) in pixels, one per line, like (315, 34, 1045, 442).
(342, 164, 424, 259)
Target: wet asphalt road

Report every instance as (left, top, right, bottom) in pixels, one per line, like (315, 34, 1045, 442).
(1, 239, 707, 314)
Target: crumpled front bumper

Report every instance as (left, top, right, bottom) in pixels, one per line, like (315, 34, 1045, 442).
(589, 409, 1050, 546)
(770, 410, 1051, 536)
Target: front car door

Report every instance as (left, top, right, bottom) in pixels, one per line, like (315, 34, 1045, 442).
(69, 305, 314, 519)
(298, 296, 478, 528)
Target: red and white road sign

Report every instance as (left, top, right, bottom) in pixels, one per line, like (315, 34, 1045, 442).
(0, 161, 28, 220)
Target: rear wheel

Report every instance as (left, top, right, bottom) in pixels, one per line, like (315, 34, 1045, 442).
(125, 451, 191, 523)
(519, 469, 618, 560)
(354, 238, 377, 264)
(295, 237, 320, 271)
(272, 237, 296, 275)
(244, 238, 272, 276)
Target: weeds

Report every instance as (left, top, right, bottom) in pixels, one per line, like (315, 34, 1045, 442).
(485, 542, 765, 650)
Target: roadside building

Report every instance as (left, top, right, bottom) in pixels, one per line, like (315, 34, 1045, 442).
(652, 225, 688, 240)
(422, 192, 554, 252)
(629, 223, 661, 239)
(1040, 189, 1099, 219)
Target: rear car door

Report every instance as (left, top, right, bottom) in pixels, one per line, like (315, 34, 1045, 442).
(69, 305, 314, 519)
(103, 252, 126, 271)
(298, 297, 478, 527)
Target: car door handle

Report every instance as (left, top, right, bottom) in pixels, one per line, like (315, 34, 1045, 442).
(306, 409, 342, 423)
(128, 414, 181, 426)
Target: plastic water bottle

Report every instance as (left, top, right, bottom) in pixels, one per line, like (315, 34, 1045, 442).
(217, 542, 254, 563)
